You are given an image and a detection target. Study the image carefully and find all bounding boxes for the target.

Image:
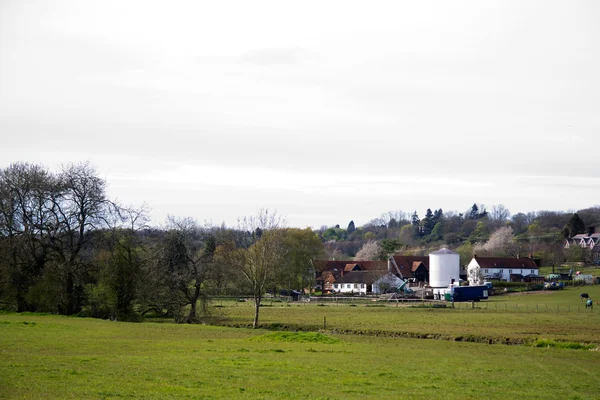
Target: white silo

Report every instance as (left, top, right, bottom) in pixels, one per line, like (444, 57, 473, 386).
(429, 248, 460, 288)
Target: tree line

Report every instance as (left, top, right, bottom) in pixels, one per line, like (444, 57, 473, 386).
(0, 162, 323, 327)
(318, 205, 600, 266)
(2, 161, 598, 324)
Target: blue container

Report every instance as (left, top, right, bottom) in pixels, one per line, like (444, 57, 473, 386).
(451, 285, 489, 302)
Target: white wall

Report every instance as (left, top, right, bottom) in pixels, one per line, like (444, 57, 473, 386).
(332, 282, 367, 294)
(469, 258, 538, 281)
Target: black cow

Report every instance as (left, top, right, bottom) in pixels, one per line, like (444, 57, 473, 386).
(580, 293, 589, 301)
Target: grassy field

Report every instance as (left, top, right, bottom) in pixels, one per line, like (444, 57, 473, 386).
(1, 313, 600, 399)
(211, 285, 600, 345)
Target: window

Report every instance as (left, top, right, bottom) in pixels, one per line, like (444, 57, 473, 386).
(509, 270, 513, 274)
(347, 284, 351, 289)
(531, 270, 535, 274)
(484, 269, 488, 273)
(361, 284, 365, 288)
(354, 283, 358, 288)
(334, 284, 338, 289)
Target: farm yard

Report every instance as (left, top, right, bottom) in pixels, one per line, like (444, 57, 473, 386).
(2, 286, 600, 399)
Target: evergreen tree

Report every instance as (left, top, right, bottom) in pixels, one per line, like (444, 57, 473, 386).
(563, 213, 586, 238)
(411, 211, 420, 226)
(422, 208, 435, 235)
(433, 209, 443, 225)
(347, 220, 356, 234)
(469, 204, 479, 220)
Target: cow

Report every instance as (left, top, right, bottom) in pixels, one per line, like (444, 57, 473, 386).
(586, 299, 593, 309)
(580, 293, 589, 301)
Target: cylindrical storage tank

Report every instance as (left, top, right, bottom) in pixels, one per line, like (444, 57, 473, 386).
(429, 248, 460, 287)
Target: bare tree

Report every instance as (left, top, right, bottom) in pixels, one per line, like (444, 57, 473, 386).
(490, 204, 511, 227)
(229, 209, 285, 328)
(154, 217, 216, 323)
(98, 203, 150, 320)
(50, 162, 111, 315)
(0, 163, 58, 311)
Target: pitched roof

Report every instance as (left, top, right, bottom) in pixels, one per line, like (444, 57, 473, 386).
(313, 260, 387, 274)
(392, 255, 429, 267)
(344, 263, 358, 272)
(472, 256, 538, 270)
(355, 261, 388, 271)
(411, 261, 423, 272)
(334, 270, 389, 284)
(572, 234, 589, 239)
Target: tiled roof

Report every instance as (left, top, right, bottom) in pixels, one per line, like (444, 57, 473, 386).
(411, 261, 423, 272)
(392, 256, 429, 268)
(344, 263, 358, 272)
(334, 270, 388, 284)
(473, 256, 538, 270)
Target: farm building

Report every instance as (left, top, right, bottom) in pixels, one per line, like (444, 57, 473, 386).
(314, 256, 430, 292)
(332, 271, 404, 294)
(467, 255, 539, 282)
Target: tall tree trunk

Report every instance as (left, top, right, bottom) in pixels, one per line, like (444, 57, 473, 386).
(187, 284, 201, 323)
(253, 295, 261, 328)
(65, 272, 76, 315)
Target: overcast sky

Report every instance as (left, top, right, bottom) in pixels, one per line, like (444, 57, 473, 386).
(1, 1, 599, 228)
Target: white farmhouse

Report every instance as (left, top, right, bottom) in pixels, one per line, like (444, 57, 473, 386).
(467, 255, 539, 283)
(332, 271, 404, 294)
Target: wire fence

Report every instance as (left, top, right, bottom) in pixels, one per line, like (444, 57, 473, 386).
(211, 296, 596, 313)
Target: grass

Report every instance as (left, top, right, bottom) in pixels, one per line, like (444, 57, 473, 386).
(1, 313, 600, 399)
(209, 285, 600, 345)
(539, 265, 600, 277)
(533, 339, 597, 350)
(252, 331, 342, 344)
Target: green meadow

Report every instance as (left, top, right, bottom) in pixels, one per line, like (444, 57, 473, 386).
(1, 286, 600, 399)
(213, 285, 600, 344)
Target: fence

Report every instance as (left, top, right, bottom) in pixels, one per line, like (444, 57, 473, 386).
(210, 295, 597, 313)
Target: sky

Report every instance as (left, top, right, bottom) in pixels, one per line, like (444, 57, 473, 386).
(1, 0, 599, 229)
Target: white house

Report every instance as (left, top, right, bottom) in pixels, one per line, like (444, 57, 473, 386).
(564, 233, 600, 250)
(332, 271, 404, 294)
(467, 255, 539, 283)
